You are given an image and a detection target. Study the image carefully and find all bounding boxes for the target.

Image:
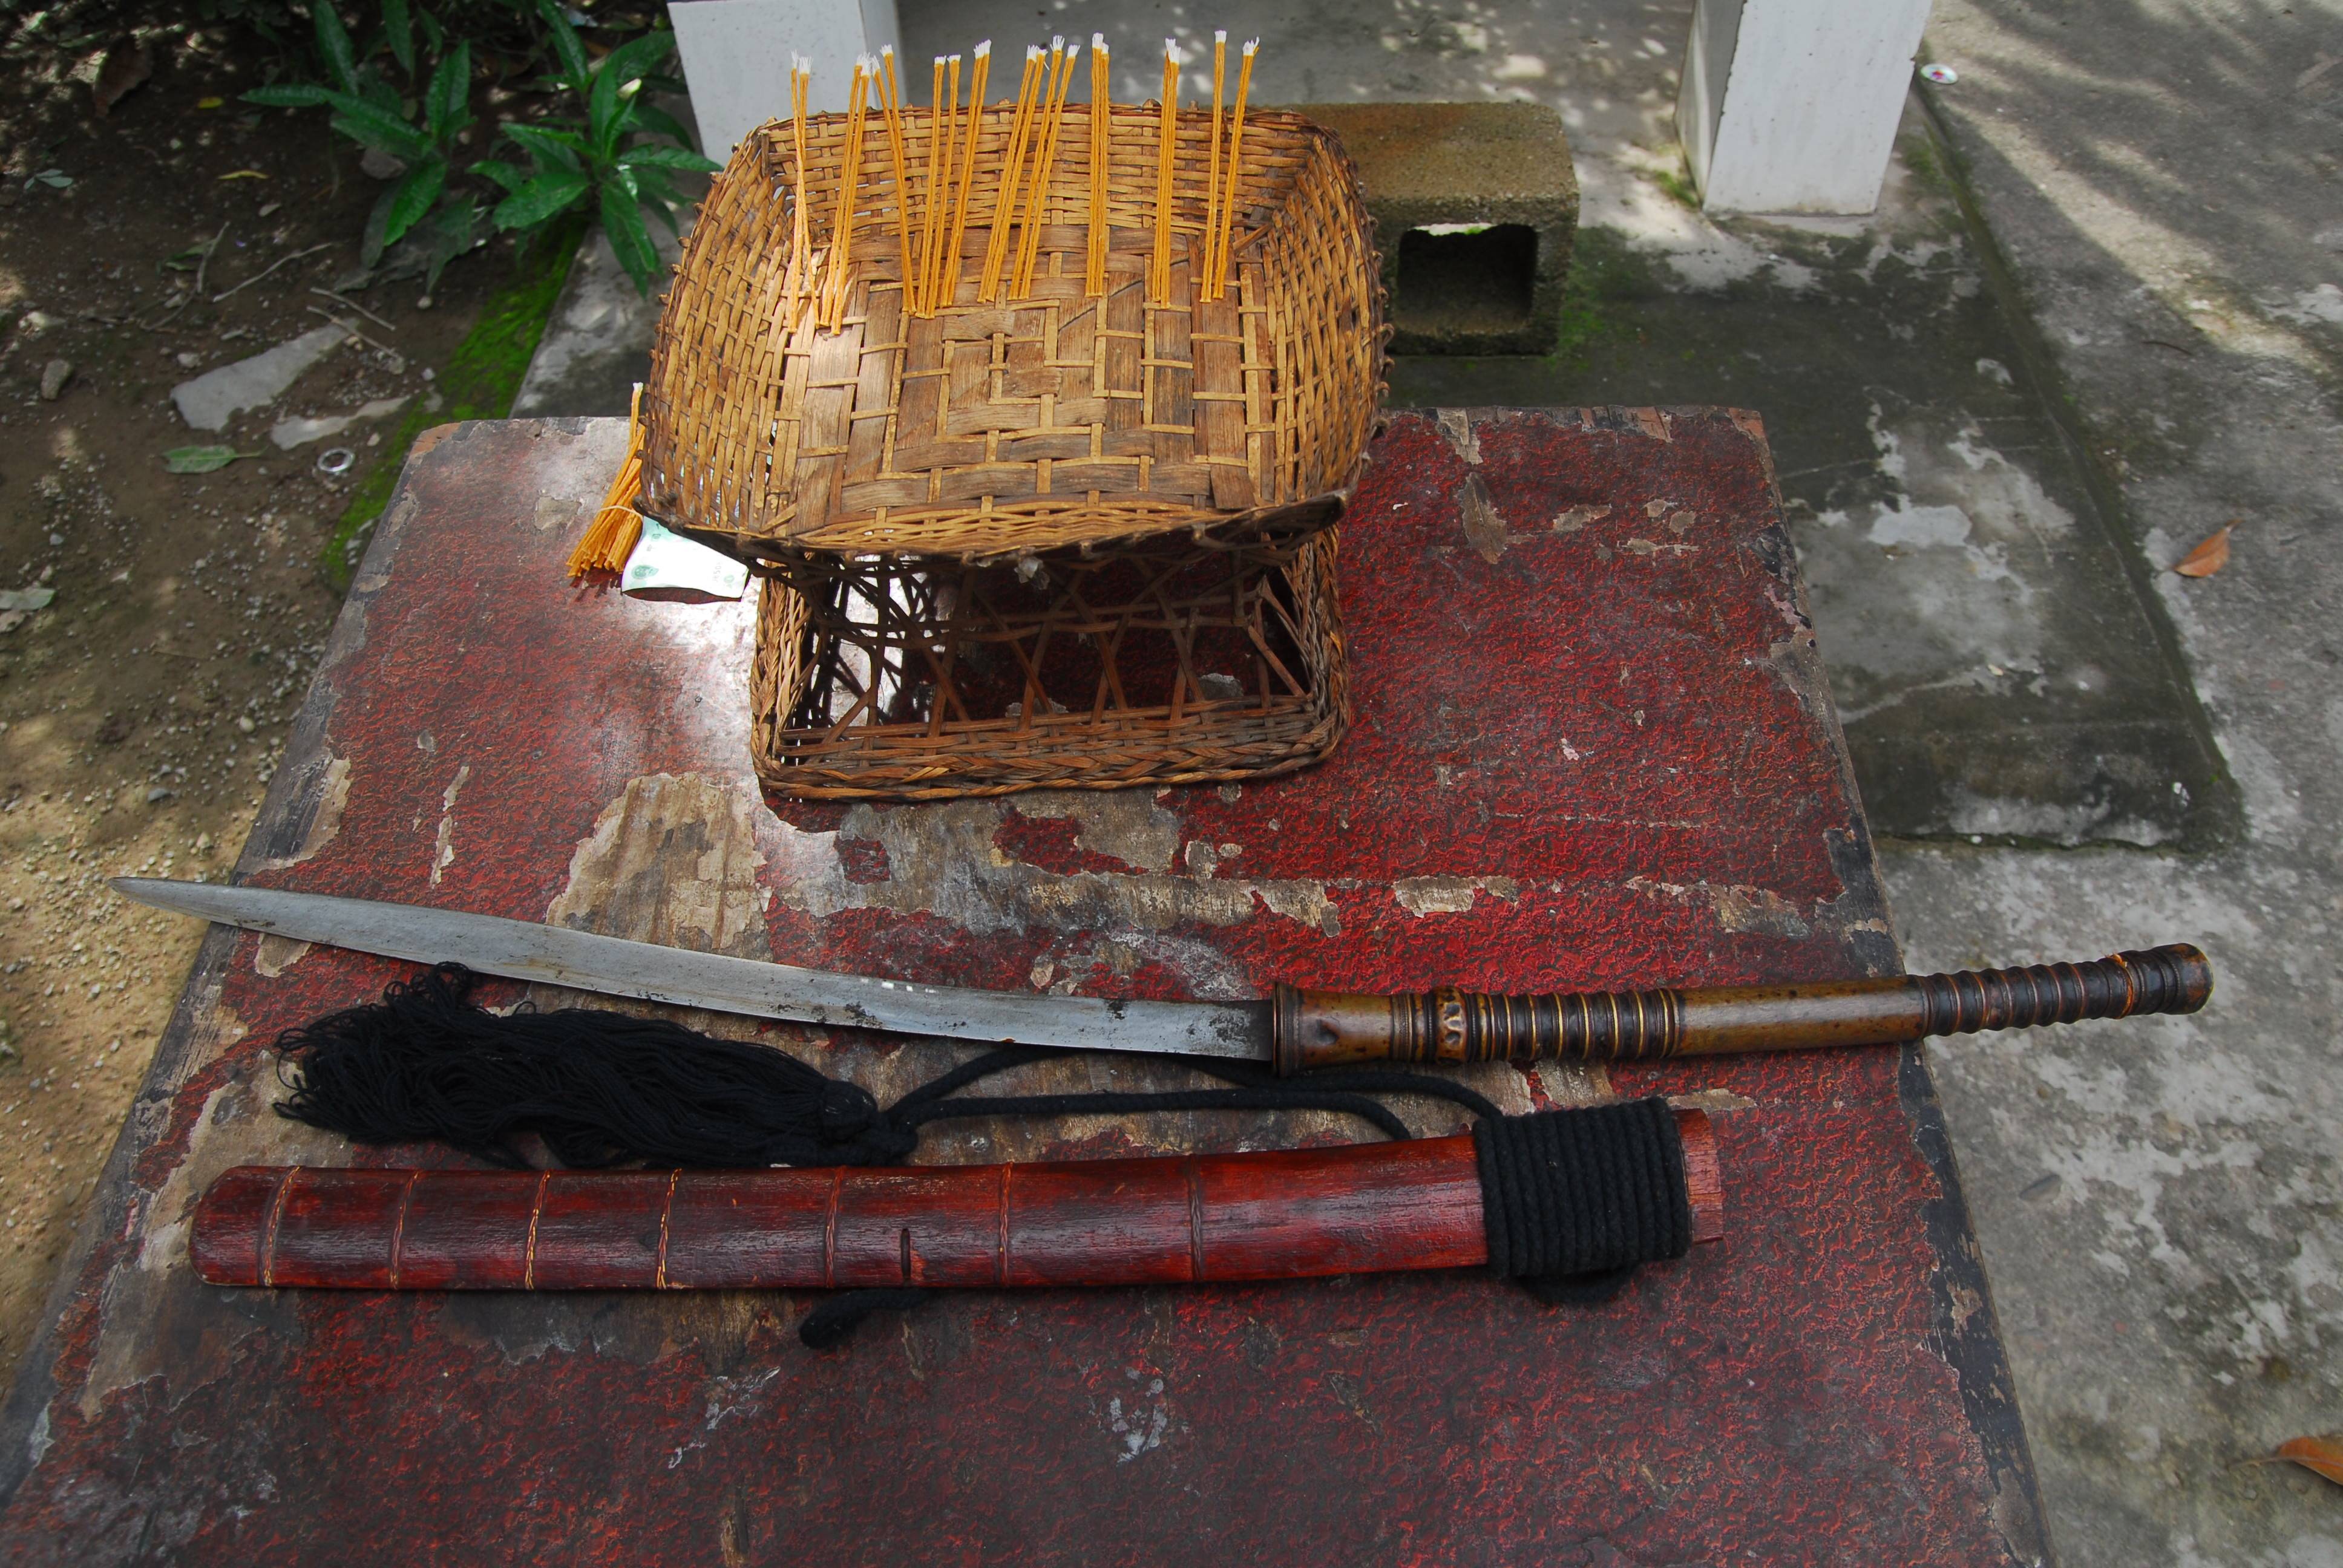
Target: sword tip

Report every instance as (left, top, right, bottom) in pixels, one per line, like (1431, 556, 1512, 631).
(111, 875, 199, 912)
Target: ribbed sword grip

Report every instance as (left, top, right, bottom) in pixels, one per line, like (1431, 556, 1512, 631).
(1912, 945, 2212, 1036)
(1268, 944, 2212, 1074)
(1274, 984, 1685, 1073)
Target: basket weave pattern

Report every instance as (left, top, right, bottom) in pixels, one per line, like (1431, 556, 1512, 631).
(643, 92, 1382, 798)
(747, 527, 1346, 798)
(642, 105, 1381, 561)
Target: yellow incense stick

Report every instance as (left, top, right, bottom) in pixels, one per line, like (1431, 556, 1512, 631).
(789, 54, 815, 326)
(877, 47, 916, 316)
(1211, 39, 1256, 299)
(1012, 39, 1075, 298)
(925, 53, 962, 314)
(1086, 34, 1109, 296)
(979, 45, 1044, 301)
(939, 42, 989, 312)
(918, 54, 946, 314)
(1202, 31, 1225, 298)
(1153, 39, 1176, 304)
(822, 57, 871, 329)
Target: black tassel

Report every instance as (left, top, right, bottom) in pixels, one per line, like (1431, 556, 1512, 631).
(273, 965, 1457, 1172)
(274, 964, 916, 1169)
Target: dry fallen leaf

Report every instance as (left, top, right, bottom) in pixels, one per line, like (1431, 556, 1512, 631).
(2275, 1434, 2343, 1487)
(91, 41, 149, 117)
(2174, 521, 2235, 578)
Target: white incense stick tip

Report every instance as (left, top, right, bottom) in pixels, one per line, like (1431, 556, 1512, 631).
(1050, 35, 1064, 52)
(948, 53, 962, 64)
(933, 55, 947, 66)
(975, 40, 991, 57)
(1027, 44, 1043, 61)
(1092, 33, 1106, 50)
(880, 45, 894, 61)
(1216, 29, 1227, 44)
(1244, 39, 1260, 54)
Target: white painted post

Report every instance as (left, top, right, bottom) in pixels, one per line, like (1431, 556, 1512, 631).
(667, 0, 902, 160)
(1677, 0, 1932, 214)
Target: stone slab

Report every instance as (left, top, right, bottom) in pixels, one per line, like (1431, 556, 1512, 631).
(0, 410, 2043, 1565)
(169, 324, 347, 433)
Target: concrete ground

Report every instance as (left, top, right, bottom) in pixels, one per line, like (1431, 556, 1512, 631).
(1897, 4, 2342, 1564)
(511, 3, 2342, 1563)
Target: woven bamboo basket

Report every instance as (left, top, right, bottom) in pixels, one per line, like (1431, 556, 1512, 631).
(639, 79, 1385, 798)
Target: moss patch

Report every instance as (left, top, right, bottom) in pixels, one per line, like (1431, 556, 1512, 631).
(318, 216, 588, 592)
(1650, 163, 1701, 212)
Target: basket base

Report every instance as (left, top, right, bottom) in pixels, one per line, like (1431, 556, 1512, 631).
(749, 532, 1349, 800)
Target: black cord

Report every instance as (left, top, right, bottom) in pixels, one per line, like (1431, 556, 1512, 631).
(272, 965, 1695, 1347)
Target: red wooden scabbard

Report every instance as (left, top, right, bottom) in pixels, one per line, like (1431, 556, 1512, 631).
(194, 1112, 1721, 1292)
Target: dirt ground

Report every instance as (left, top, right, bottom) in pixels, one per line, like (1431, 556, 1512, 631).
(0, 17, 508, 1382)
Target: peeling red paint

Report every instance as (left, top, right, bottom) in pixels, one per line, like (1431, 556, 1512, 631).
(0, 412, 2040, 1566)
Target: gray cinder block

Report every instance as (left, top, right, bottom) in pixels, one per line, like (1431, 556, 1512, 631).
(1293, 102, 1578, 356)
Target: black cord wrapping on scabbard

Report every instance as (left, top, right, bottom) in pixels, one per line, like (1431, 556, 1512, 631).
(273, 964, 1697, 1347)
(1473, 1099, 1691, 1305)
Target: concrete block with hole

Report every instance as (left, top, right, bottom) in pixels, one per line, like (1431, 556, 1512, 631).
(1293, 102, 1577, 357)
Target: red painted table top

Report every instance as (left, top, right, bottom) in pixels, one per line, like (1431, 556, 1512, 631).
(0, 410, 2045, 1566)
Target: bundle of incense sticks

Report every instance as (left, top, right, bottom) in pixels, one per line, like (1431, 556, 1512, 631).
(816, 54, 872, 330)
(1086, 34, 1110, 295)
(1152, 39, 1178, 304)
(785, 33, 1262, 322)
(563, 384, 647, 580)
(1203, 36, 1257, 300)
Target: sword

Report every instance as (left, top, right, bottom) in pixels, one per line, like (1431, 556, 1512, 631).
(114, 878, 2212, 1075)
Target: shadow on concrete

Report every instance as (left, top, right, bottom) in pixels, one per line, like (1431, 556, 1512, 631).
(1392, 100, 2236, 848)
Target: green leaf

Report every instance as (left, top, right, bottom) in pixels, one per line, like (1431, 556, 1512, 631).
(416, 8, 443, 57)
(380, 157, 447, 248)
(628, 165, 680, 207)
(416, 198, 480, 293)
(500, 120, 588, 170)
(312, 1, 359, 95)
(616, 143, 720, 172)
(628, 102, 697, 150)
(381, 0, 413, 76)
(324, 93, 431, 158)
(425, 41, 471, 141)
(471, 157, 529, 194)
(361, 185, 397, 267)
(595, 28, 677, 91)
(586, 51, 621, 152)
(493, 166, 589, 231)
(536, 0, 592, 97)
(600, 180, 660, 295)
(164, 446, 259, 474)
(242, 82, 332, 109)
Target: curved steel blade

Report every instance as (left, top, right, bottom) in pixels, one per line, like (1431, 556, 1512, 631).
(111, 878, 1272, 1062)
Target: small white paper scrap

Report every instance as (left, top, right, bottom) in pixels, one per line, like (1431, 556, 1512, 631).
(620, 517, 750, 603)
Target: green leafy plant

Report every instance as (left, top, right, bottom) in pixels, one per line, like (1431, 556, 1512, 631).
(472, 1, 716, 293)
(243, 3, 482, 290)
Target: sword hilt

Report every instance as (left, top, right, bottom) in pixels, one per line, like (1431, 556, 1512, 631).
(1269, 945, 2211, 1074)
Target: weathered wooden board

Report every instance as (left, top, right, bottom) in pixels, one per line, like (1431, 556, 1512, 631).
(0, 410, 2045, 1566)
